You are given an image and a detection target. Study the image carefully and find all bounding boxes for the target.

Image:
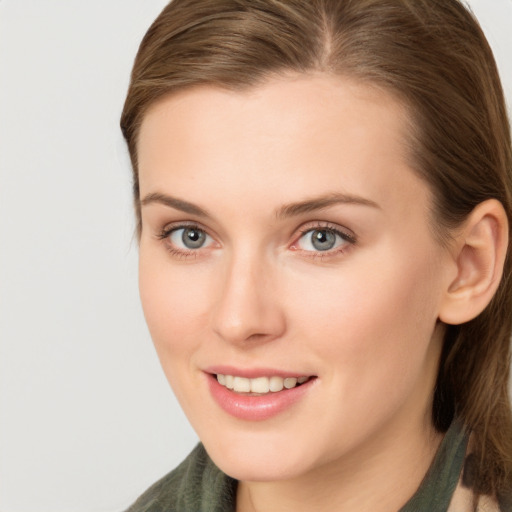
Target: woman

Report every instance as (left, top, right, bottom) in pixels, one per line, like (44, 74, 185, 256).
(121, 0, 512, 510)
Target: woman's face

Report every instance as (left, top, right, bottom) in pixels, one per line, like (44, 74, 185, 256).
(137, 75, 452, 482)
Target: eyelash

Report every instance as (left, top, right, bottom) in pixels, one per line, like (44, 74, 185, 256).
(156, 221, 357, 259)
(156, 222, 212, 259)
(293, 222, 357, 259)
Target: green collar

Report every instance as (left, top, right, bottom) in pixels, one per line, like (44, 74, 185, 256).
(399, 419, 468, 512)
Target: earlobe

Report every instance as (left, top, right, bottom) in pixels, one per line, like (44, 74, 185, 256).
(439, 199, 509, 326)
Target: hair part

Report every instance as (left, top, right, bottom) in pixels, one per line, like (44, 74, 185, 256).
(121, 0, 512, 498)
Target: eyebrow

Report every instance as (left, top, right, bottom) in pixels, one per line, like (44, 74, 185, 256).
(140, 192, 209, 217)
(139, 191, 380, 219)
(276, 193, 380, 219)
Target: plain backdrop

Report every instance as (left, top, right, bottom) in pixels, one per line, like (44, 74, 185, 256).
(0, 1, 511, 511)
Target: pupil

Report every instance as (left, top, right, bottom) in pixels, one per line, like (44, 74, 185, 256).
(312, 229, 336, 251)
(182, 228, 206, 249)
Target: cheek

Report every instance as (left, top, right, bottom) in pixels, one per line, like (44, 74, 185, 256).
(286, 247, 442, 388)
(138, 247, 211, 360)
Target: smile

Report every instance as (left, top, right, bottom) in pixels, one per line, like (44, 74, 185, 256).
(216, 374, 311, 394)
(207, 371, 317, 421)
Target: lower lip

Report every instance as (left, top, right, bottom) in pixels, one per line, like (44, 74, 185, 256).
(206, 374, 316, 421)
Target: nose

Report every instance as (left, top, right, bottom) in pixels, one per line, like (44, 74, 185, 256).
(211, 251, 286, 345)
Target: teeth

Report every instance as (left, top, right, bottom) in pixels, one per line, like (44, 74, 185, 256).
(225, 374, 234, 390)
(284, 377, 297, 389)
(251, 377, 270, 393)
(269, 376, 284, 392)
(233, 377, 251, 393)
(216, 374, 310, 394)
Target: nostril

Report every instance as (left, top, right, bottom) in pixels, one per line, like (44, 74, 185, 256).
(246, 332, 270, 342)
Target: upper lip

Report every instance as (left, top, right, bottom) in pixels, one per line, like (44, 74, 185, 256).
(204, 365, 315, 379)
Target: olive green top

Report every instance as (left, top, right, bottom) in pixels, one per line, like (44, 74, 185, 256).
(399, 418, 467, 512)
(125, 420, 510, 512)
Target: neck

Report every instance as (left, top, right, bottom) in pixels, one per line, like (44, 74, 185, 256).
(236, 414, 443, 512)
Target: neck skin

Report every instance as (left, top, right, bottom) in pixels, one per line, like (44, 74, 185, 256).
(236, 411, 443, 512)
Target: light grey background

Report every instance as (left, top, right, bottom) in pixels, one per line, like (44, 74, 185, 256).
(0, 1, 511, 511)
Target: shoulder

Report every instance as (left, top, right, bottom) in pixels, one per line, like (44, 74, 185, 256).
(124, 444, 237, 512)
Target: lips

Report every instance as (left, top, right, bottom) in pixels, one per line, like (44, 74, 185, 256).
(205, 368, 317, 421)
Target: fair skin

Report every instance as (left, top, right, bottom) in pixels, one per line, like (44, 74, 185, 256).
(135, 74, 506, 512)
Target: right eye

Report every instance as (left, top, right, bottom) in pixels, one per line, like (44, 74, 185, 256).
(160, 225, 215, 253)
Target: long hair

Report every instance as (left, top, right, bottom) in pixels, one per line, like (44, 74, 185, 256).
(121, 0, 512, 497)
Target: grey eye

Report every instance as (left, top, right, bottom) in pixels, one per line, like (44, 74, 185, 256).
(310, 229, 337, 251)
(169, 227, 211, 249)
(297, 228, 351, 252)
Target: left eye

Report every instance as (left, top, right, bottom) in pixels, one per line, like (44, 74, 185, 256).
(168, 227, 213, 250)
(296, 228, 351, 252)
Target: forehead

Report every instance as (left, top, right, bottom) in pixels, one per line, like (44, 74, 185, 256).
(139, 74, 411, 155)
(137, 74, 429, 223)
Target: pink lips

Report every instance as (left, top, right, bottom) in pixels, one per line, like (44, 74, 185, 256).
(206, 365, 307, 379)
(205, 369, 316, 421)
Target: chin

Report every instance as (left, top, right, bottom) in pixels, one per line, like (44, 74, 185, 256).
(211, 450, 309, 483)
(200, 428, 321, 483)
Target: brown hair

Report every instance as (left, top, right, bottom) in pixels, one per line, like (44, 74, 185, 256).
(121, 0, 512, 498)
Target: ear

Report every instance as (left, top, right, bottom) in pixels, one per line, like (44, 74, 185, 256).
(439, 199, 509, 325)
